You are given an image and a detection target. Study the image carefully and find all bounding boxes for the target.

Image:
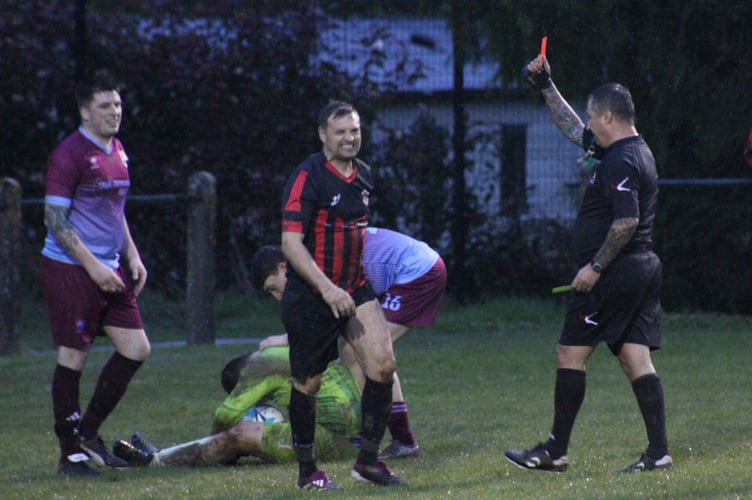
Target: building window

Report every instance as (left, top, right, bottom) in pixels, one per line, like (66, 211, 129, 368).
(499, 123, 528, 217)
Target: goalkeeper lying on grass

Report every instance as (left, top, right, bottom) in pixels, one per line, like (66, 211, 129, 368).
(114, 344, 363, 466)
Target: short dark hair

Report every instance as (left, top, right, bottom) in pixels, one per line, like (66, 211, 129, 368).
(587, 83, 635, 124)
(250, 245, 285, 294)
(75, 69, 120, 109)
(318, 100, 357, 129)
(221, 353, 251, 394)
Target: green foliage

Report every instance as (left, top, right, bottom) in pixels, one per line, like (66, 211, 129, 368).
(4, 296, 752, 498)
(0, 0, 81, 191)
(463, 217, 574, 300)
(655, 185, 752, 314)
(370, 111, 454, 246)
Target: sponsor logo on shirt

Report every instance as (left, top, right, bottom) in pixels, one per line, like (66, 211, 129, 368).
(94, 177, 131, 198)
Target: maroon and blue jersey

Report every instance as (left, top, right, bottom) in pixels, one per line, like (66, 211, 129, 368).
(570, 135, 658, 266)
(282, 152, 373, 294)
(42, 127, 130, 269)
(362, 227, 439, 295)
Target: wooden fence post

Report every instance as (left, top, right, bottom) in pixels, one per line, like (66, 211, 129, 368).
(0, 177, 22, 355)
(186, 171, 216, 345)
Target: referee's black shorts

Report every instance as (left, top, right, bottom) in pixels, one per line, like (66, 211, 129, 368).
(282, 280, 377, 381)
(559, 251, 662, 356)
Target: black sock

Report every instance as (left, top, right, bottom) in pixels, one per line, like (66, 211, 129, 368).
(358, 377, 393, 465)
(79, 352, 142, 439)
(549, 368, 586, 458)
(631, 373, 668, 458)
(52, 364, 82, 459)
(289, 386, 317, 478)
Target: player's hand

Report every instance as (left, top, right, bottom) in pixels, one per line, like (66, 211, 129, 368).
(259, 333, 289, 350)
(522, 55, 552, 91)
(571, 263, 601, 294)
(320, 285, 356, 319)
(127, 257, 148, 296)
(88, 262, 126, 294)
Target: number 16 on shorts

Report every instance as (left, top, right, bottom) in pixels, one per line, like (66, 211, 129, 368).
(381, 293, 402, 312)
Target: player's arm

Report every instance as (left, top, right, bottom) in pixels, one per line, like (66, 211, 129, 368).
(121, 216, 147, 296)
(213, 346, 292, 432)
(542, 85, 585, 147)
(44, 202, 125, 293)
(524, 55, 585, 148)
(213, 378, 271, 432)
(571, 217, 638, 294)
(281, 231, 355, 318)
(592, 217, 639, 271)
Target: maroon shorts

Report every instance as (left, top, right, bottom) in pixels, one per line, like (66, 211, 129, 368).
(379, 257, 447, 327)
(40, 255, 144, 349)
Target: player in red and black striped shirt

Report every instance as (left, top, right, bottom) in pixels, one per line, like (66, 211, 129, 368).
(280, 101, 405, 489)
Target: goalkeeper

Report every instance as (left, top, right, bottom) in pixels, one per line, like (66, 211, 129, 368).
(113, 345, 362, 466)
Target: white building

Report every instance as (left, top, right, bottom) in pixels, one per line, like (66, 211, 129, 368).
(322, 17, 585, 223)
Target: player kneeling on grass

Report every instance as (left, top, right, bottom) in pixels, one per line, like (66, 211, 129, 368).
(113, 345, 370, 471)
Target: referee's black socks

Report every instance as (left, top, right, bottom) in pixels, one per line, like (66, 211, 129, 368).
(631, 373, 669, 458)
(549, 368, 586, 459)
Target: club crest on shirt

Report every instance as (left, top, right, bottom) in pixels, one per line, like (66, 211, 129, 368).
(361, 189, 370, 206)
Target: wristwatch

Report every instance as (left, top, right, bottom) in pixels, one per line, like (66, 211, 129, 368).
(590, 260, 603, 273)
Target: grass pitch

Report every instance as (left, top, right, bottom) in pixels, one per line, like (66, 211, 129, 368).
(1, 295, 751, 499)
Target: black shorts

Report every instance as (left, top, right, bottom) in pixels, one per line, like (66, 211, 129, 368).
(559, 252, 662, 355)
(282, 280, 377, 381)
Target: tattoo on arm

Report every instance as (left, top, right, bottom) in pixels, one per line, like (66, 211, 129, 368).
(44, 204, 81, 254)
(593, 217, 638, 269)
(542, 85, 585, 147)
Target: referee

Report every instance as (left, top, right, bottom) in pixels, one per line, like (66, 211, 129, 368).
(504, 55, 671, 473)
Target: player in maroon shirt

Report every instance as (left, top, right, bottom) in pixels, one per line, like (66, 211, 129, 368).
(280, 101, 405, 489)
(41, 71, 150, 477)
